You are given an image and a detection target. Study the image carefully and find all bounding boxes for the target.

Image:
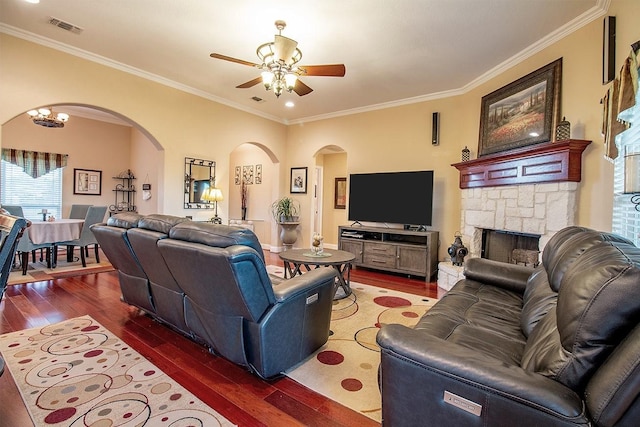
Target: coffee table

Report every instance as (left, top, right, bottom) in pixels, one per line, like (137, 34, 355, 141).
(279, 248, 356, 299)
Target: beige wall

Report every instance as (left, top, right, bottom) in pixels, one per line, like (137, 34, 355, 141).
(321, 152, 348, 246)
(130, 126, 160, 215)
(2, 114, 131, 218)
(1, 0, 638, 260)
(228, 143, 277, 244)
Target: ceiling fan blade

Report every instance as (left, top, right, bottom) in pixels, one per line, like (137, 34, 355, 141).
(236, 76, 263, 89)
(274, 35, 298, 64)
(298, 64, 346, 77)
(210, 53, 259, 68)
(293, 79, 313, 96)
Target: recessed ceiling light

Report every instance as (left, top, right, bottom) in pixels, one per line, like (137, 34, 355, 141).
(285, 101, 295, 108)
(24, 0, 40, 4)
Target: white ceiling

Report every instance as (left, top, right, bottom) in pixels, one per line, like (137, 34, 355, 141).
(0, 0, 604, 124)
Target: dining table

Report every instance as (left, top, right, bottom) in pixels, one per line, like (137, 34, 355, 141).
(28, 219, 84, 266)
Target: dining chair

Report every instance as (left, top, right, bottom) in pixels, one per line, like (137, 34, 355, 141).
(1, 205, 51, 272)
(69, 204, 92, 219)
(16, 225, 55, 275)
(0, 212, 28, 377)
(61, 206, 108, 267)
(1, 205, 24, 218)
(68, 204, 93, 258)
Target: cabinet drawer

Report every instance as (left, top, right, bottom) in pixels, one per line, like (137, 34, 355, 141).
(364, 242, 396, 256)
(364, 242, 396, 268)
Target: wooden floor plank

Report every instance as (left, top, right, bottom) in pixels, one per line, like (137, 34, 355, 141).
(0, 250, 440, 425)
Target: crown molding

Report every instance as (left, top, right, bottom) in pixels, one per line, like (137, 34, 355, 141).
(288, 0, 609, 125)
(2, 0, 609, 126)
(0, 24, 285, 125)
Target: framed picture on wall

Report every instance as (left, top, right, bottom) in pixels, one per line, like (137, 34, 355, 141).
(478, 58, 562, 157)
(73, 168, 102, 195)
(234, 166, 241, 185)
(290, 167, 307, 194)
(255, 164, 262, 184)
(335, 177, 346, 209)
(243, 165, 254, 184)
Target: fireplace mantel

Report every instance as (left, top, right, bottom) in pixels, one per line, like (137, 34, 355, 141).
(451, 139, 591, 189)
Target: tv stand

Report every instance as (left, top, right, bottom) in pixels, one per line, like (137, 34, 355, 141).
(339, 225, 439, 280)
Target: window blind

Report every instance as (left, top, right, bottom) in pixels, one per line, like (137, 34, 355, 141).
(612, 93, 640, 245)
(1, 160, 63, 221)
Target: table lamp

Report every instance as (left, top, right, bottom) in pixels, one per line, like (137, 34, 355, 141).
(201, 181, 224, 224)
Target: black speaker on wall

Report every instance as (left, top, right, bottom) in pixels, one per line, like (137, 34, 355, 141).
(602, 16, 616, 85)
(432, 112, 440, 145)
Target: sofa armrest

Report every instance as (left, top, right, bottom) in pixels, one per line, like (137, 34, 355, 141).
(463, 257, 532, 294)
(377, 324, 588, 426)
(272, 268, 338, 302)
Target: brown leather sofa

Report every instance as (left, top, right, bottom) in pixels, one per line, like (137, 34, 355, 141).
(92, 213, 337, 379)
(377, 226, 640, 426)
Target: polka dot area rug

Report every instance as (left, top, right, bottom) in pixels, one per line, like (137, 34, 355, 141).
(0, 316, 234, 427)
(267, 265, 437, 422)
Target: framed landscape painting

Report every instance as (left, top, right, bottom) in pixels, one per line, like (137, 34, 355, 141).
(478, 58, 562, 157)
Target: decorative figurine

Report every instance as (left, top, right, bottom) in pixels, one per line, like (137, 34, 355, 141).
(447, 232, 468, 266)
(461, 146, 470, 162)
(556, 116, 571, 141)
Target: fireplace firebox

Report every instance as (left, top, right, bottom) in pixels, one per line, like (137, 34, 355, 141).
(482, 229, 540, 266)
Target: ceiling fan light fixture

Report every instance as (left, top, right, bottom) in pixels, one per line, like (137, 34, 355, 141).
(210, 19, 345, 99)
(261, 70, 274, 90)
(273, 79, 285, 98)
(256, 43, 275, 65)
(284, 73, 297, 91)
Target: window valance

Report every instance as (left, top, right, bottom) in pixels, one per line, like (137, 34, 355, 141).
(1, 148, 68, 179)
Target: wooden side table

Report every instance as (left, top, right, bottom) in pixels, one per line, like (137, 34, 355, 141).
(279, 248, 355, 299)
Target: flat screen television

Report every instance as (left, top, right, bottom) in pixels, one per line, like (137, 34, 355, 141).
(348, 170, 434, 226)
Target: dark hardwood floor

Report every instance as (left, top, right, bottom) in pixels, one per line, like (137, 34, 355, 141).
(0, 251, 441, 426)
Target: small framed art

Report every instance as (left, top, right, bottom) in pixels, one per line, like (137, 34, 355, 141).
(334, 177, 346, 209)
(74, 168, 102, 195)
(290, 167, 308, 194)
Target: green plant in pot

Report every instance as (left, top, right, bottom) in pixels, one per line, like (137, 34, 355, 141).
(271, 197, 300, 223)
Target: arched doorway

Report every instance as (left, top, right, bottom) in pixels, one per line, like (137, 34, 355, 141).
(228, 142, 280, 250)
(313, 145, 347, 249)
(1, 104, 163, 217)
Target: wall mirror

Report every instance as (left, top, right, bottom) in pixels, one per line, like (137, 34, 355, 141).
(184, 157, 216, 208)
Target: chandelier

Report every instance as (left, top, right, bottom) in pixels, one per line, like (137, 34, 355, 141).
(27, 108, 70, 128)
(256, 20, 301, 97)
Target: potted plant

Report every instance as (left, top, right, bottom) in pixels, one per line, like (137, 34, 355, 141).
(271, 197, 300, 223)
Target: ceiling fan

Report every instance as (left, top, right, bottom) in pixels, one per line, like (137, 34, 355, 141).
(210, 20, 346, 98)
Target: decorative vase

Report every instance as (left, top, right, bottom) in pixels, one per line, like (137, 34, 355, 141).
(280, 222, 299, 250)
(241, 207, 247, 220)
(311, 233, 324, 255)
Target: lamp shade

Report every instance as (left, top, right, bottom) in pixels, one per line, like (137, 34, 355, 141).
(201, 187, 223, 202)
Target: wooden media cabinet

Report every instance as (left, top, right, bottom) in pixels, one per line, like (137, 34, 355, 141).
(338, 225, 439, 280)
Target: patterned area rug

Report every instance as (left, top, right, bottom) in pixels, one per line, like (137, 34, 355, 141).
(267, 265, 437, 422)
(0, 316, 234, 426)
(7, 254, 114, 286)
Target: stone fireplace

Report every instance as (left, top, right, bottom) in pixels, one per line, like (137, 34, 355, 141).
(438, 140, 590, 291)
(461, 181, 578, 259)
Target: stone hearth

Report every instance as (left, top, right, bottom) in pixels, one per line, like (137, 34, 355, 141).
(438, 182, 578, 291)
(462, 181, 578, 259)
(438, 141, 589, 291)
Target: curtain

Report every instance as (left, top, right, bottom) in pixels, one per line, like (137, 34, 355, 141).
(0, 149, 68, 179)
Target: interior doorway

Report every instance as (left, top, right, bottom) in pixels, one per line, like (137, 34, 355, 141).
(313, 166, 323, 238)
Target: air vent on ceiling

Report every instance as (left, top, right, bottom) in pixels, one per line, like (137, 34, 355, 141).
(250, 96, 265, 103)
(48, 17, 84, 34)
